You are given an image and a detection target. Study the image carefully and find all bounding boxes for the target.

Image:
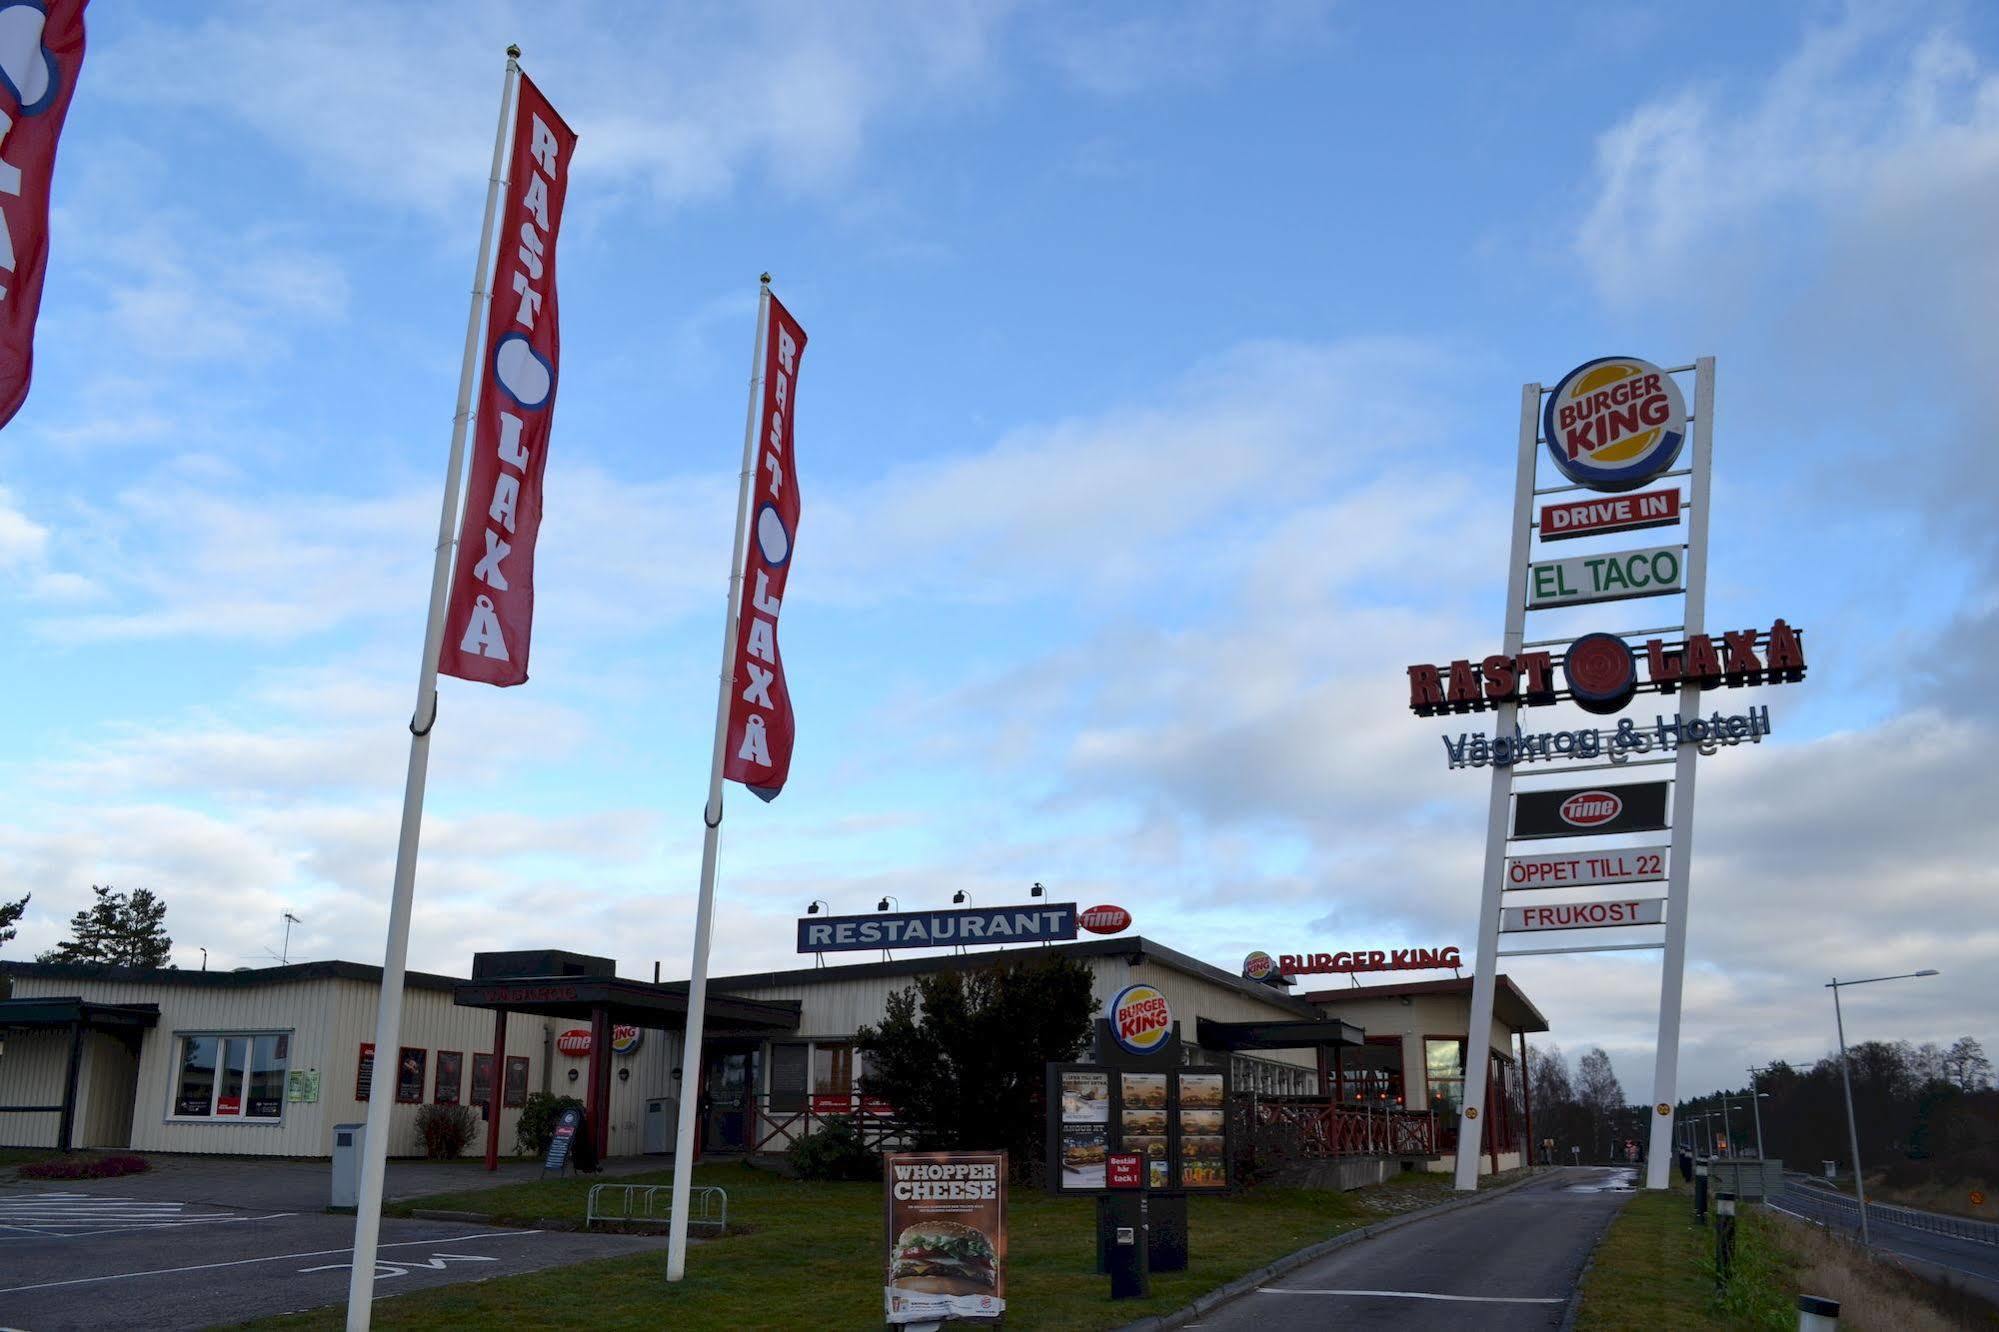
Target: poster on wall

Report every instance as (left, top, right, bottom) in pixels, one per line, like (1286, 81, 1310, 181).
(503, 1055, 530, 1108)
(885, 1151, 1006, 1325)
(435, 1050, 463, 1105)
(287, 1069, 320, 1104)
(472, 1053, 495, 1107)
(355, 1043, 375, 1102)
(396, 1048, 427, 1104)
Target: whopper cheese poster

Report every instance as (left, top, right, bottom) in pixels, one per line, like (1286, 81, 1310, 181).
(885, 1151, 1007, 1325)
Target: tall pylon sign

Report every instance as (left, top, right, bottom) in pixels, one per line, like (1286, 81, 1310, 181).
(1402, 358, 1809, 1190)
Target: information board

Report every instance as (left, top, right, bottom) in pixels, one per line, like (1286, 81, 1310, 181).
(543, 1106, 582, 1174)
(1045, 1063, 1231, 1195)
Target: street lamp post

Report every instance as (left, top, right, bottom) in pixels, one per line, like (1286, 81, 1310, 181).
(1828, 969, 1940, 1250)
(1719, 1095, 1732, 1156)
(1746, 1068, 1767, 1159)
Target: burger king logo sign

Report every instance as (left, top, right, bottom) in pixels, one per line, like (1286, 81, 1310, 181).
(1543, 356, 1685, 493)
(1110, 984, 1172, 1056)
(1242, 951, 1276, 981)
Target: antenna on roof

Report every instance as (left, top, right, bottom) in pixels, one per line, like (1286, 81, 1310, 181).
(280, 911, 303, 965)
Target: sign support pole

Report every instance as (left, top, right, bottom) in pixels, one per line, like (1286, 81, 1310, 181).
(1644, 356, 1715, 1188)
(666, 277, 771, 1282)
(344, 49, 519, 1331)
(1451, 381, 1540, 1191)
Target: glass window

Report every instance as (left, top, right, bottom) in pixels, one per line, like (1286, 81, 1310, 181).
(769, 1042, 808, 1113)
(171, 1032, 291, 1121)
(1425, 1037, 1466, 1120)
(812, 1043, 853, 1095)
(1340, 1038, 1405, 1105)
(175, 1035, 219, 1117)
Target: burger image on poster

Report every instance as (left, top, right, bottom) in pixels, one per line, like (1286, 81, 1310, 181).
(889, 1221, 999, 1295)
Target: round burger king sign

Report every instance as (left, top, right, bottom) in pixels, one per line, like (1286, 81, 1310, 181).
(1543, 356, 1685, 493)
(1242, 951, 1276, 981)
(1110, 983, 1172, 1056)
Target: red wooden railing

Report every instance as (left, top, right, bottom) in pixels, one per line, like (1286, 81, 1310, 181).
(747, 1094, 913, 1154)
(1238, 1096, 1439, 1160)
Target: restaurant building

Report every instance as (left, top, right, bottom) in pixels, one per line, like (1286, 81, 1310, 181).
(0, 937, 1545, 1174)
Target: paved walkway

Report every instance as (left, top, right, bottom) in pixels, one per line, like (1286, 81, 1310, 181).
(1, 1152, 671, 1212)
(1194, 1167, 1634, 1330)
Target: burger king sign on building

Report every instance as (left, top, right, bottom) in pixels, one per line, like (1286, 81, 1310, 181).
(1109, 984, 1172, 1056)
(1543, 356, 1685, 492)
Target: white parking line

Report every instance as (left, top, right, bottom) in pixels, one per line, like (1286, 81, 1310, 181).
(0, 1192, 296, 1239)
(0, 1230, 543, 1295)
(1258, 1288, 1564, 1304)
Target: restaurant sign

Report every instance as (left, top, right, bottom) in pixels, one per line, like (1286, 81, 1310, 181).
(885, 1151, 1006, 1325)
(1527, 545, 1683, 609)
(1512, 782, 1670, 839)
(1501, 898, 1665, 932)
(1442, 707, 1772, 769)
(1540, 487, 1681, 541)
(799, 905, 1077, 952)
(1276, 947, 1460, 976)
(1407, 619, 1805, 715)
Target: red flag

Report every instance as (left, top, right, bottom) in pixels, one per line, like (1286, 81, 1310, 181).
(0, 0, 88, 430)
(723, 294, 806, 800)
(440, 73, 575, 686)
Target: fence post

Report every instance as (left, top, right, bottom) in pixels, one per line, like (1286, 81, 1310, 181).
(1715, 1192, 1736, 1290)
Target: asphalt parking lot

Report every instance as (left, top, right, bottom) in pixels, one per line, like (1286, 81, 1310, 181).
(0, 1159, 666, 1330)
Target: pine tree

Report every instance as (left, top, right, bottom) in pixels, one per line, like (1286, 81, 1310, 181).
(36, 885, 172, 968)
(0, 894, 26, 951)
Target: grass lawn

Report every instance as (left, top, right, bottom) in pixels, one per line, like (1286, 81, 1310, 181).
(1573, 1183, 1799, 1330)
(236, 1162, 1486, 1330)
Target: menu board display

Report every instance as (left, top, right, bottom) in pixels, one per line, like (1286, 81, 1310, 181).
(1045, 1063, 1232, 1194)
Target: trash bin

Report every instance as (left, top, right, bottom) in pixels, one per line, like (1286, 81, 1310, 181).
(331, 1122, 366, 1209)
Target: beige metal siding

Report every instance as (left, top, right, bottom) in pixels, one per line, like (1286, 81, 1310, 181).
(0, 1030, 68, 1148)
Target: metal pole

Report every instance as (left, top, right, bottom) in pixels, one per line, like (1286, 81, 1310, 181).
(1748, 1069, 1766, 1159)
(1832, 981, 1871, 1249)
(666, 278, 771, 1282)
(1645, 355, 1715, 1189)
(1453, 379, 1538, 1192)
(1720, 1094, 1733, 1156)
(344, 50, 519, 1332)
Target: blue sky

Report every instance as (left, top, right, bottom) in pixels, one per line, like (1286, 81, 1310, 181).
(2, 1, 1995, 1101)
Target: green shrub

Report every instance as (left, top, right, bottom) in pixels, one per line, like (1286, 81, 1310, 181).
(416, 1104, 479, 1159)
(515, 1092, 587, 1158)
(785, 1116, 882, 1181)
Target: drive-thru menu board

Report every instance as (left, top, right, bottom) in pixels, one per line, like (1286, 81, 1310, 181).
(1047, 1063, 1232, 1194)
(885, 1151, 1007, 1326)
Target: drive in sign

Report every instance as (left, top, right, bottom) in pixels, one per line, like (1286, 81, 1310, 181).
(1527, 545, 1683, 608)
(1540, 488, 1681, 541)
(1506, 846, 1668, 889)
(1502, 899, 1665, 932)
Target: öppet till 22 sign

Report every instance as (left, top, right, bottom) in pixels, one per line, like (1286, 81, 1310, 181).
(1542, 356, 1686, 492)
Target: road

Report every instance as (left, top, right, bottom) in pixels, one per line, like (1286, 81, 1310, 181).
(1194, 1167, 1634, 1330)
(0, 1188, 662, 1329)
(1771, 1178, 1999, 1306)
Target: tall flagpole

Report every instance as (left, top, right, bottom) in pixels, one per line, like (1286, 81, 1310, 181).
(344, 47, 520, 1331)
(666, 275, 771, 1282)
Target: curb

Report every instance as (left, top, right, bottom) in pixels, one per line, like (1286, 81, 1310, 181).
(1112, 1169, 1552, 1332)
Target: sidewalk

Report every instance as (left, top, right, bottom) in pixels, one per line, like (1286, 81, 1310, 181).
(1, 1151, 671, 1213)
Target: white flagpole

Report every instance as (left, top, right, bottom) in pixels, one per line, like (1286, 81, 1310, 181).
(343, 47, 520, 1331)
(666, 275, 771, 1282)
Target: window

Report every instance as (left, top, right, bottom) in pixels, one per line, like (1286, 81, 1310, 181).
(1425, 1037, 1466, 1121)
(812, 1043, 853, 1096)
(769, 1043, 808, 1113)
(171, 1032, 291, 1121)
(435, 1051, 463, 1105)
(1338, 1036, 1405, 1105)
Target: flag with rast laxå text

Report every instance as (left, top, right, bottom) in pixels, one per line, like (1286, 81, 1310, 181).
(0, 0, 88, 431)
(722, 295, 806, 800)
(439, 72, 575, 685)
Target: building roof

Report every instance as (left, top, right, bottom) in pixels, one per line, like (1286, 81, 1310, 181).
(706, 935, 1331, 1021)
(453, 976, 800, 1034)
(0, 997, 161, 1032)
(1300, 974, 1550, 1034)
(0, 959, 464, 993)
